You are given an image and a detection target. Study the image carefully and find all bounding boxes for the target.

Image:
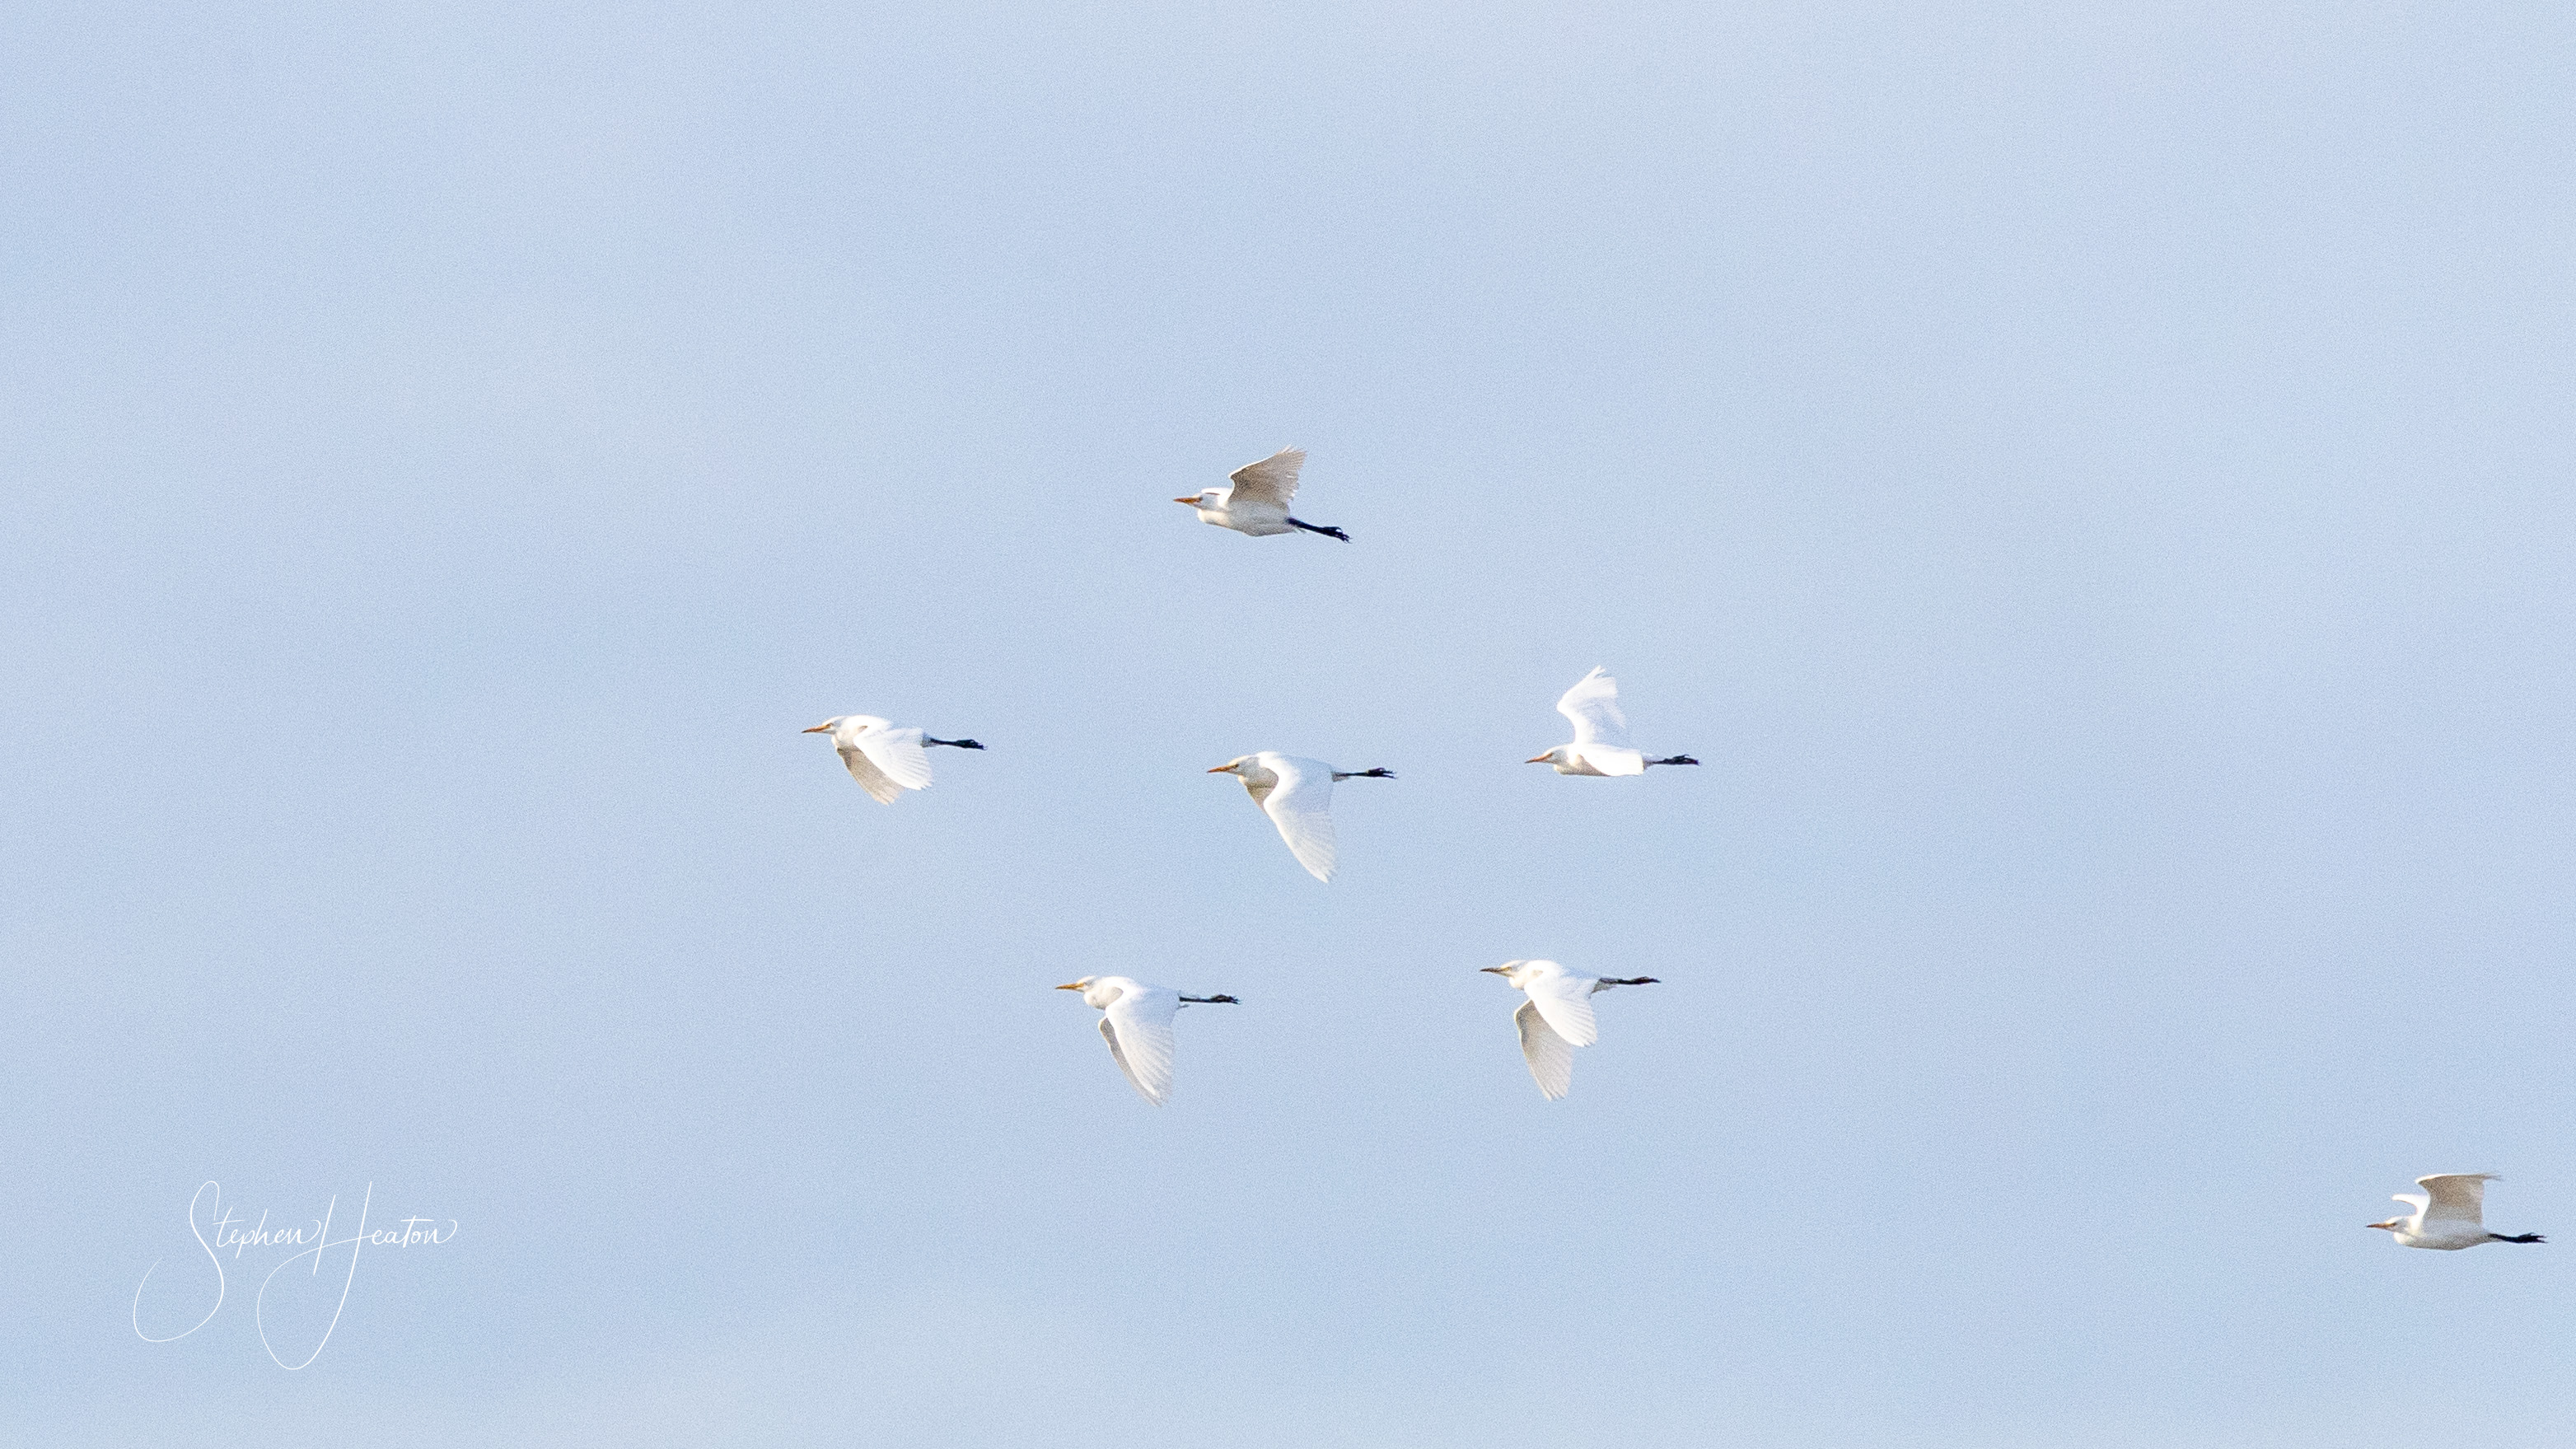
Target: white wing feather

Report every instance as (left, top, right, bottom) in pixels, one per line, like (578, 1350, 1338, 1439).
(2417, 1174, 2495, 1225)
(1101, 989, 1180, 1105)
(1514, 998, 1576, 1101)
(1555, 667, 1632, 749)
(1227, 447, 1305, 509)
(1521, 969, 1600, 1047)
(1258, 756, 1339, 882)
(853, 726, 934, 791)
(837, 745, 905, 804)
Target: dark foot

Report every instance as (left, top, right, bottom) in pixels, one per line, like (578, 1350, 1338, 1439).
(2493, 1232, 2547, 1244)
(1648, 755, 1699, 767)
(926, 737, 985, 750)
(1288, 517, 1352, 541)
(1181, 994, 1241, 1004)
(1337, 767, 1395, 779)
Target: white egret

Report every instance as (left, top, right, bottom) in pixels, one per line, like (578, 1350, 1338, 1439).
(1207, 752, 1393, 882)
(1480, 959, 1659, 1101)
(1055, 976, 1238, 1105)
(2368, 1174, 2546, 1249)
(1174, 446, 1350, 540)
(1526, 666, 1697, 776)
(802, 714, 984, 804)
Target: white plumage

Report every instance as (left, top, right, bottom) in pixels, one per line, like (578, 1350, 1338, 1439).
(1055, 975, 1237, 1105)
(1526, 667, 1696, 776)
(802, 714, 984, 805)
(1174, 447, 1349, 540)
(1207, 752, 1393, 882)
(2368, 1173, 2546, 1250)
(1480, 959, 1659, 1100)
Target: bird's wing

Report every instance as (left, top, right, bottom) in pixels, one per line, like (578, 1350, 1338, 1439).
(1258, 757, 1339, 882)
(836, 744, 905, 805)
(1514, 998, 1576, 1101)
(1226, 447, 1305, 509)
(1101, 990, 1180, 1105)
(2417, 1174, 2496, 1225)
(1555, 666, 1632, 748)
(1521, 972, 1600, 1047)
(853, 727, 934, 792)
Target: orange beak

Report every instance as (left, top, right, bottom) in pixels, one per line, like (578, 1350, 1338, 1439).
(1173, 496, 1199, 505)
(1479, 966, 1509, 975)
(1054, 982, 1084, 991)
(803, 724, 833, 734)
(1524, 754, 1550, 764)
(1207, 764, 1232, 773)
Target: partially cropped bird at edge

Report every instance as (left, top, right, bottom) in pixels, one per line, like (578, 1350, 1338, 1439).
(1176, 446, 1350, 540)
(1056, 976, 1239, 1105)
(1481, 960, 1660, 1101)
(2368, 1173, 2546, 1249)
(802, 714, 984, 804)
(1208, 752, 1394, 882)
(1528, 666, 1697, 775)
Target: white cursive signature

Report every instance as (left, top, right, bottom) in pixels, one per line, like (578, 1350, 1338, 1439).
(132, 1180, 456, 1368)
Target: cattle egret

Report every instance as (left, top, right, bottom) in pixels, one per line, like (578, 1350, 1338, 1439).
(1480, 960, 1659, 1101)
(2368, 1174, 2546, 1249)
(1207, 752, 1393, 882)
(802, 714, 984, 804)
(1174, 446, 1350, 540)
(1055, 976, 1238, 1105)
(1527, 666, 1697, 776)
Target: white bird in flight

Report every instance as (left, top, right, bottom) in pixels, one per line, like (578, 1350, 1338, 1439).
(1207, 752, 1394, 882)
(1056, 975, 1238, 1105)
(1174, 446, 1350, 541)
(1480, 959, 1660, 1101)
(802, 714, 984, 804)
(1527, 666, 1698, 776)
(2368, 1173, 2546, 1249)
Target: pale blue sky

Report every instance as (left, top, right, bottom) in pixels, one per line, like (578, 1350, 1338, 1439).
(8, 2, 2576, 1444)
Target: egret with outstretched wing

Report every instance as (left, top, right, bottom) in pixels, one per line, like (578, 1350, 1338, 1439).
(1174, 446, 1350, 540)
(1480, 959, 1660, 1101)
(1207, 752, 1393, 882)
(1055, 976, 1238, 1105)
(802, 714, 983, 804)
(1527, 668, 1697, 776)
(2368, 1173, 2546, 1249)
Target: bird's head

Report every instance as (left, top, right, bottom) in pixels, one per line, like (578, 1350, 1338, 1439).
(2370, 1194, 2426, 1232)
(1525, 746, 1569, 766)
(807, 713, 891, 738)
(1174, 490, 1218, 509)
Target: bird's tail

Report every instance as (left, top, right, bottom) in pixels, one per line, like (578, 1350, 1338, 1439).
(1288, 517, 1352, 541)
